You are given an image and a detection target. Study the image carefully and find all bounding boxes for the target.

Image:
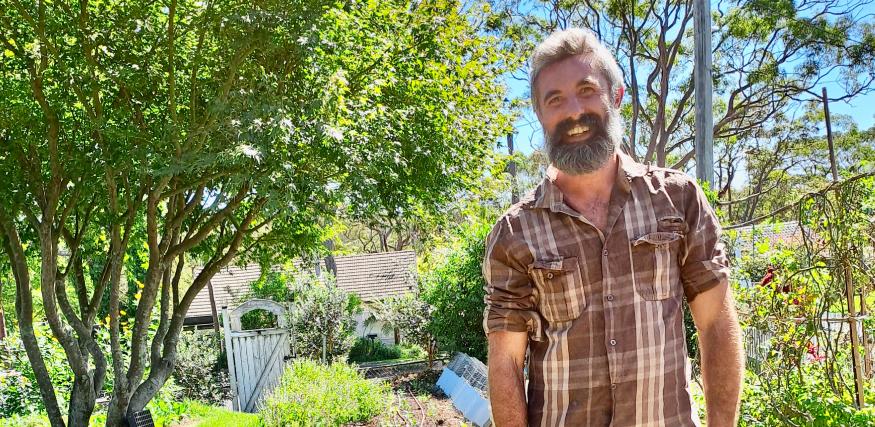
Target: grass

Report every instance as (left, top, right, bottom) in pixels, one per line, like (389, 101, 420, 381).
(0, 401, 260, 427)
(348, 338, 428, 364)
(175, 401, 261, 427)
(0, 413, 49, 427)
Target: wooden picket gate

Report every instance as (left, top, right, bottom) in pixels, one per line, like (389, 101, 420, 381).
(222, 299, 291, 413)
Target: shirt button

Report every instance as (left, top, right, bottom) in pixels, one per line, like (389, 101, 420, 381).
(609, 339, 617, 346)
(602, 249, 608, 257)
(546, 273, 554, 279)
(606, 294, 614, 301)
(610, 384, 617, 390)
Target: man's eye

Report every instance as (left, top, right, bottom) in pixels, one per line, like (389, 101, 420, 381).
(580, 87, 594, 95)
(546, 96, 561, 106)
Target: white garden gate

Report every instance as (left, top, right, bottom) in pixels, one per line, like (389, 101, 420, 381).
(222, 299, 291, 413)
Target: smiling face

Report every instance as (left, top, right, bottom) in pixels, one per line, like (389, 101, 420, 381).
(534, 54, 624, 175)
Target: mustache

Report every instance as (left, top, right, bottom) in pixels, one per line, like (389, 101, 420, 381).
(551, 113, 606, 141)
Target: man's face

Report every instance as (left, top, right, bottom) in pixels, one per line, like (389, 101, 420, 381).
(534, 54, 623, 175)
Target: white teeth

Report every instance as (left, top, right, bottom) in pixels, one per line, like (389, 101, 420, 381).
(568, 125, 590, 136)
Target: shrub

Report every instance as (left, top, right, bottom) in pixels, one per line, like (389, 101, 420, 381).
(0, 413, 49, 427)
(739, 368, 875, 426)
(289, 276, 360, 362)
(398, 343, 427, 360)
(0, 326, 74, 417)
(171, 330, 230, 405)
(347, 337, 402, 363)
(369, 294, 437, 364)
(235, 269, 360, 362)
(260, 359, 389, 426)
(421, 220, 490, 361)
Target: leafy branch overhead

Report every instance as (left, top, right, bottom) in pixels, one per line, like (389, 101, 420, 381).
(0, 1, 511, 426)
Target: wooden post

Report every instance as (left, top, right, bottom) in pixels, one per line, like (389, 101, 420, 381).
(0, 306, 6, 341)
(222, 306, 240, 411)
(0, 276, 6, 341)
(822, 87, 866, 408)
(508, 133, 518, 204)
(207, 279, 220, 333)
(693, 0, 714, 186)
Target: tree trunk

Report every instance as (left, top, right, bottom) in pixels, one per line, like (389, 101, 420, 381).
(68, 375, 97, 427)
(0, 213, 66, 427)
(106, 392, 131, 427)
(323, 239, 337, 277)
(0, 276, 6, 340)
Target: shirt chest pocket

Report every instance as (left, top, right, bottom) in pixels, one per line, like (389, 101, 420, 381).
(630, 232, 683, 300)
(528, 257, 585, 324)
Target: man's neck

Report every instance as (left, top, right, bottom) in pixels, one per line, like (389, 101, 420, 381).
(549, 154, 618, 203)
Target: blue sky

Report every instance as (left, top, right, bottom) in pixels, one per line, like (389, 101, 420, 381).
(504, 4, 875, 156)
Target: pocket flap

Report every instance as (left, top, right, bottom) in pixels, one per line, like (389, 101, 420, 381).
(658, 215, 688, 234)
(530, 257, 578, 272)
(632, 232, 682, 246)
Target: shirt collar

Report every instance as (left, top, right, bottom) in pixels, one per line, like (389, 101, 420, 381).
(533, 153, 648, 210)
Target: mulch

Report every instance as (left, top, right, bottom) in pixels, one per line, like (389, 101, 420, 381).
(361, 369, 468, 426)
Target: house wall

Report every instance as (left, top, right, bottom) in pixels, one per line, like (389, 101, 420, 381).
(353, 310, 396, 347)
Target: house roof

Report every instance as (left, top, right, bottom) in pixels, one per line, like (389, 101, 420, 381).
(186, 251, 417, 321)
(727, 221, 805, 251)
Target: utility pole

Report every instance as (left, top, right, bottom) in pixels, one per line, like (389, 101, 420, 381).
(507, 133, 518, 204)
(693, 0, 714, 187)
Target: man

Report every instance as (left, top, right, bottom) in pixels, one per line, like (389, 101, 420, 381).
(483, 28, 743, 426)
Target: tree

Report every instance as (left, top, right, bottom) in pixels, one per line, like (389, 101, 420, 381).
(0, 1, 511, 425)
(421, 219, 492, 362)
(719, 116, 875, 224)
(488, 0, 875, 169)
(368, 293, 438, 365)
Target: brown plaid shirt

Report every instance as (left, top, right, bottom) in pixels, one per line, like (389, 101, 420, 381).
(483, 154, 729, 426)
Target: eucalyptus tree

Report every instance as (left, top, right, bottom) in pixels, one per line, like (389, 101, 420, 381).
(0, 0, 511, 425)
(487, 0, 875, 170)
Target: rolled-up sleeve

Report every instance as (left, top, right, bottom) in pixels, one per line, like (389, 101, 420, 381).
(482, 217, 544, 342)
(679, 180, 731, 302)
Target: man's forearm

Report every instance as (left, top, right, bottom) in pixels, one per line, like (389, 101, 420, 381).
(488, 357, 527, 427)
(699, 306, 744, 427)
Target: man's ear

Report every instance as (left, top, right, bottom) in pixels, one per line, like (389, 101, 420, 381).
(614, 86, 625, 108)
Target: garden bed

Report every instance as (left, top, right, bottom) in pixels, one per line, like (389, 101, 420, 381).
(363, 370, 466, 426)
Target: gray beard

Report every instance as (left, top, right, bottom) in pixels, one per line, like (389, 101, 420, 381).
(545, 109, 623, 175)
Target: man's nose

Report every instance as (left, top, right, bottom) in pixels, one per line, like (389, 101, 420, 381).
(564, 96, 588, 120)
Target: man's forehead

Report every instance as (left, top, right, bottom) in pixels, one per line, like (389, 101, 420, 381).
(534, 54, 605, 91)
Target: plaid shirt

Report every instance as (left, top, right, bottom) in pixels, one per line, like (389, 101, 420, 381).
(483, 154, 729, 426)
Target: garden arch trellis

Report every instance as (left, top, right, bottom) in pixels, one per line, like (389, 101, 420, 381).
(222, 299, 291, 413)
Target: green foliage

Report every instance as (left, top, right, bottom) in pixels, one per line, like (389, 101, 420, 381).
(0, 327, 73, 417)
(368, 293, 437, 362)
(0, 0, 512, 421)
(740, 368, 875, 426)
(289, 275, 360, 362)
(178, 401, 262, 427)
(730, 175, 875, 425)
(239, 269, 294, 330)
(0, 413, 50, 427)
(347, 337, 402, 363)
(421, 219, 492, 361)
(259, 359, 389, 426)
(146, 397, 262, 427)
(171, 330, 230, 405)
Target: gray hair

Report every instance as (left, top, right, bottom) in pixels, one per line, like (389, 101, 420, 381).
(529, 28, 624, 116)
